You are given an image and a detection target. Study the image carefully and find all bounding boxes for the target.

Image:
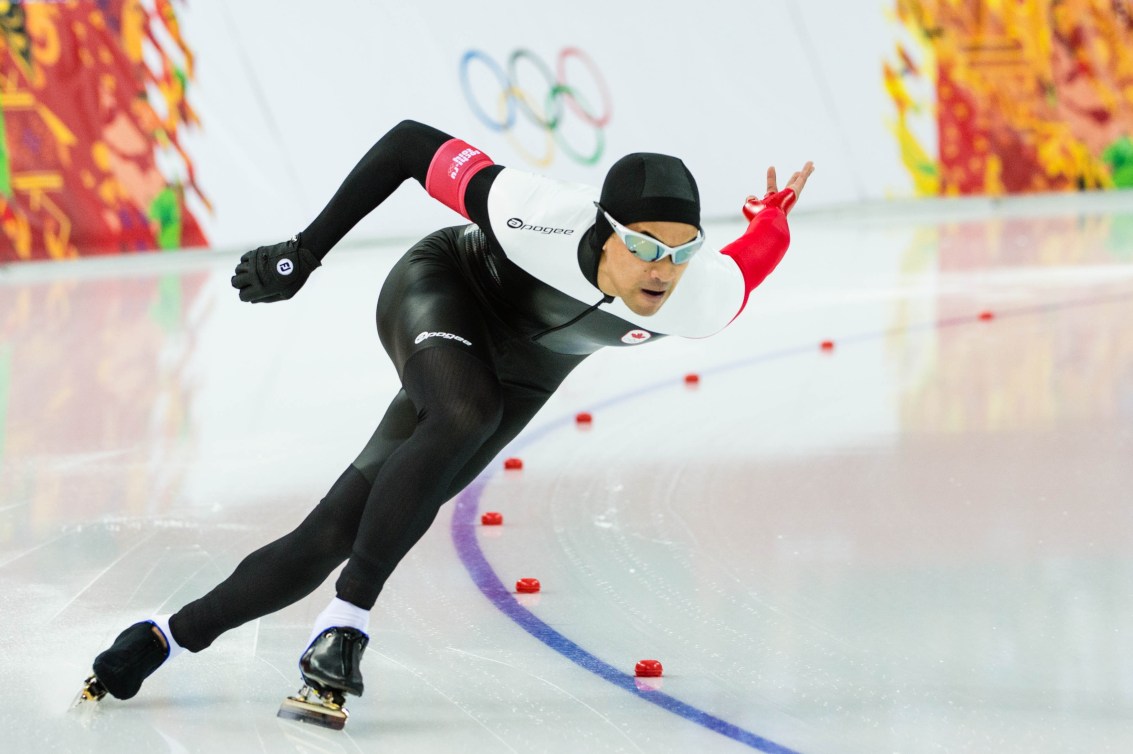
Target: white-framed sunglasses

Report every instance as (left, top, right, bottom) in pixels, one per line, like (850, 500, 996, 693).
(595, 202, 704, 265)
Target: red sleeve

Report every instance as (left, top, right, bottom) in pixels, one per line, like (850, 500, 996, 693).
(720, 207, 791, 317)
(425, 138, 495, 219)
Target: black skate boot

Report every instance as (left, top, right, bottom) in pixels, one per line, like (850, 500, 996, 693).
(277, 627, 368, 730)
(79, 621, 169, 703)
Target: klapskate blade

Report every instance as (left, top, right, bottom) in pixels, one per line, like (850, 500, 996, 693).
(277, 696, 348, 730)
(72, 675, 107, 709)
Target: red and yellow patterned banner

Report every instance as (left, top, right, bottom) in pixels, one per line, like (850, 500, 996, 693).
(0, 0, 208, 261)
(887, 0, 1133, 196)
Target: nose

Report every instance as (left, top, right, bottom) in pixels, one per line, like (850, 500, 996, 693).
(649, 257, 678, 282)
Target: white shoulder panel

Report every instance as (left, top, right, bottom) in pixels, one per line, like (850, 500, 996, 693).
(487, 168, 747, 338)
(488, 169, 604, 305)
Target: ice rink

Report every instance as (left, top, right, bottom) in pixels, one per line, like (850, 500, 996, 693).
(2, 196, 1132, 753)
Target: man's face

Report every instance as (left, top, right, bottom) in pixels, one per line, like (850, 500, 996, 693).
(596, 220, 698, 316)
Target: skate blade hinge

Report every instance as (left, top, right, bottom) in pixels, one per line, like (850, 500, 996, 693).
(277, 686, 349, 730)
(74, 675, 108, 706)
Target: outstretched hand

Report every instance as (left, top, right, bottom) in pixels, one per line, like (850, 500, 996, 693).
(745, 161, 815, 217)
(765, 161, 815, 198)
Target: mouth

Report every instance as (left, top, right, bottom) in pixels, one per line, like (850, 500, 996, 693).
(641, 287, 667, 302)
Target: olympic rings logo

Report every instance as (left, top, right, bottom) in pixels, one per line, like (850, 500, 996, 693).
(459, 47, 613, 167)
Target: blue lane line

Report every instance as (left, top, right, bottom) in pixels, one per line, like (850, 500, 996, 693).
(448, 292, 1131, 753)
(451, 481, 802, 754)
(447, 344, 823, 752)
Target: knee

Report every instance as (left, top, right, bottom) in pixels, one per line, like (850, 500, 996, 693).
(425, 384, 503, 443)
(323, 522, 357, 562)
(293, 511, 355, 564)
(296, 475, 368, 562)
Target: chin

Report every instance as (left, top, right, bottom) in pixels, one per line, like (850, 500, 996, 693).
(628, 297, 665, 316)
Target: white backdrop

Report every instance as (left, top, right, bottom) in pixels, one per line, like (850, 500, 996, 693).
(177, 1, 905, 251)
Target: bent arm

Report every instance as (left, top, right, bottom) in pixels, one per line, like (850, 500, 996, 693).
(299, 120, 499, 259)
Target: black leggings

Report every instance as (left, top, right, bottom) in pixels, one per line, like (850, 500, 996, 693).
(171, 229, 583, 652)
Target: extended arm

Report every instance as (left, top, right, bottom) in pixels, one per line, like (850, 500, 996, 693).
(301, 121, 497, 259)
(231, 120, 498, 303)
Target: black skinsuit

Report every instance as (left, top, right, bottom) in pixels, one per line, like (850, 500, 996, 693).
(169, 121, 788, 651)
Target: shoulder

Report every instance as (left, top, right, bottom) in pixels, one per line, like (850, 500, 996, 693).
(483, 169, 601, 303)
(487, 169, 598, 231)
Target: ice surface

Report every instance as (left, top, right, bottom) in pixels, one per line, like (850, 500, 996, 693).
(2, 195, 1132, 753)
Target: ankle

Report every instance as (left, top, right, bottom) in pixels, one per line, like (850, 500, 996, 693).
(151, 615, 187, 660)
(307, 597, 371, 649)
(149, 625, 168, 652)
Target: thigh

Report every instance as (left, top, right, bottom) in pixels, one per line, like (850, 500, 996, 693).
(352, 349, 508, 487)
(442, 385, 553, 498)
(439, 328, 588, 496)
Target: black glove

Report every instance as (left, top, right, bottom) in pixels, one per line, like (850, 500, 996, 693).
(231, 235, 321, 303)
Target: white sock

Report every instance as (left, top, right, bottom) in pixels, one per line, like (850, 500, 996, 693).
(307, 597, 370, 649)
(151, 615, 186, 660)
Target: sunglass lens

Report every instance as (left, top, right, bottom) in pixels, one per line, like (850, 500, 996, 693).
(675, 239, 703, 264)
(625, 235, 662, 261)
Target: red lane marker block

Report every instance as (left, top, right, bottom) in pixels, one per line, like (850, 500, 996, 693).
(684, 373, 700, 386)
(820, 340, 835, 352)
(481, 511, 503, 526)
(978, 310, 995, 322)
(635, 659, 663, 678)
(504, 457, 524, 471)
(516, 578, 541, 594)
(575, 412, 593, 425)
